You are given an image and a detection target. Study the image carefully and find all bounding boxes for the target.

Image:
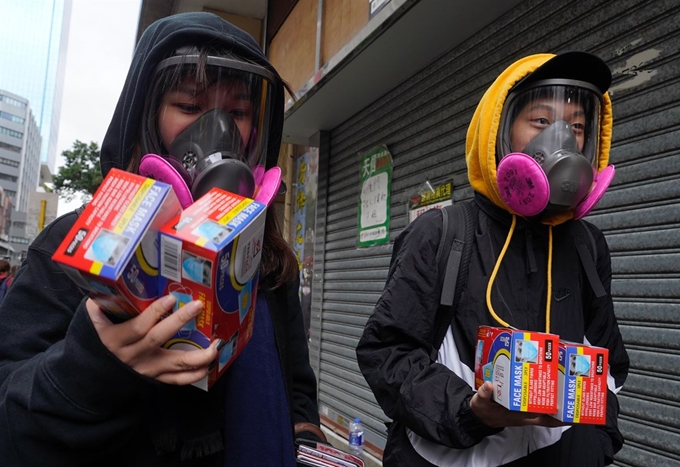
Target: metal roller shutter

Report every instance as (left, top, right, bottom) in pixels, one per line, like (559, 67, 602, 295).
(311, 0, 680, 463)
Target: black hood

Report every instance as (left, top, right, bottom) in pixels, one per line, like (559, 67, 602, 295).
(100, 12, 284, 177)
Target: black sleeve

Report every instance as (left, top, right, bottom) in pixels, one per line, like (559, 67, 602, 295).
(0, 214, 152, 466)
(283, 277, 322, 436)
(582, 222, 629, 464)
(356, 210, 500, 449)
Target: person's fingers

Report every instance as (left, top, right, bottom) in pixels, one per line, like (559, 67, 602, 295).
(533, 415, 568, 427)
(144, 300, 204, 347)
(470, 382, 568, 429)
(155, 366, 211, 386)
(470, 382, 496, 423)
(133, 339, 220, 380)
(511, 414, 542, 426)
(118, 295, 177, 346)
(508, 412, 565, 427)
(86, 295, 221, 386)
(85, 298, 113, 329)
(477, 382, 494, 400)
(164, 343, 219, 372)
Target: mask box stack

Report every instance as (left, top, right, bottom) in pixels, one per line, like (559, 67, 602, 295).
(52, 169, 181, 320)
(157, 187, 266, 390)
(553, 341, 609, 425)
(474, 326, 559, 414)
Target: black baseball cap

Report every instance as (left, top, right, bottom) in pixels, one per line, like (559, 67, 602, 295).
(512, 51, 612, 95)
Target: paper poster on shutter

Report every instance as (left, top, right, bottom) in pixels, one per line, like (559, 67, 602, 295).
(358, 145, 392, 248)
(407, 180, 453, 223)
(293, 152, 308, 270)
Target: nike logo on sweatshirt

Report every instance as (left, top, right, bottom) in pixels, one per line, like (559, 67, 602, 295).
(554, 287, 572, 302)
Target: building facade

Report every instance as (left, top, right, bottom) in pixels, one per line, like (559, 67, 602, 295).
(0, 90, 43, 261)
(0, 0, 72, 173)
(138, 1, 680, 465)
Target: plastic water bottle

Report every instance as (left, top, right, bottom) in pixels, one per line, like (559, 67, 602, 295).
(348, 417, 364, 458)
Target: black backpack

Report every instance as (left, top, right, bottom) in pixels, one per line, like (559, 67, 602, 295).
(429, 201, 606, 360)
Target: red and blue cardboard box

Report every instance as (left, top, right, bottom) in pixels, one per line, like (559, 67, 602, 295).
(158, 187, 267, 390)
(52, 168, 181, 319)
(474, 326, 559, 414)
(553, 341, 609, 425)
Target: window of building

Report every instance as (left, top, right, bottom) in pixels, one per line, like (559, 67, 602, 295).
(0, 95, 27, 109)
(0, 173, 18, 182)
(0, 111, 24, 125)
(0, 126, 23, 139)
(0, 141, 21, 153)
(0, 157, 20, 168)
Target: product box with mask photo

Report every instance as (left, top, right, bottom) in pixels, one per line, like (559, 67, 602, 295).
(553, 341, 609, 425)
(475, 325, 560, 414)
(157, 187, 266, 390)
(52, 168, 181, 320)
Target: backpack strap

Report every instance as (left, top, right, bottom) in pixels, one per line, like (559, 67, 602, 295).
(570, 220, 606, 299)
(435, 205, 461, 308)
(430, 200, 476, 360)
(0, 277, 8, 303)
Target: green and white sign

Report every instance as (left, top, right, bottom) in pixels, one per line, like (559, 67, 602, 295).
(358, 145, 392, 247)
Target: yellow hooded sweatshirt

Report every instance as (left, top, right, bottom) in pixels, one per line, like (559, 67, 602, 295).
(465, 54, 614, 331)
(465, 53, 614, 227)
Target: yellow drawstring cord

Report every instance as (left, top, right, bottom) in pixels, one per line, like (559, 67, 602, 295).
(486, 215, 516, 328)
(485, 216, 554, 334)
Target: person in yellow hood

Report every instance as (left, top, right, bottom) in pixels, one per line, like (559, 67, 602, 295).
(357, 52, 629, 466)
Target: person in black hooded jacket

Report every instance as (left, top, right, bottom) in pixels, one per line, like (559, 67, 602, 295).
(357, 52, 629, 466)
(0, 12, 321, 467)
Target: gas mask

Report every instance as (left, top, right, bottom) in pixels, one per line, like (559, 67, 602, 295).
(495, 79, 615, 218)
(138, 51, 283, 208)
(167, 108, 254, 201)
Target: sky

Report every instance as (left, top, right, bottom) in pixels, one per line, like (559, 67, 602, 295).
(56, 0, 142, 215)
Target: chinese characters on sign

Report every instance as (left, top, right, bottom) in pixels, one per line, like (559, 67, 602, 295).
(292, 149, 318, 341)
(358, 146, 392, 247)
(407, 181, 453, 223)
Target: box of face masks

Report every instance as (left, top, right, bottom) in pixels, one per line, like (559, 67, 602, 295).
(553, 341, 609, 424)
(474, 326, 559, 414)
(52, 168, 181, 320)
(157, 187, 266, 390)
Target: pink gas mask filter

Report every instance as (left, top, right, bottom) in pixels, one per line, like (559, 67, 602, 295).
(497, 153, 614, 219)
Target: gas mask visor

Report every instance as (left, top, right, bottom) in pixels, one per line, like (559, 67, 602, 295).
(497, 79, 602, 169)
(142, 52, 276, 199)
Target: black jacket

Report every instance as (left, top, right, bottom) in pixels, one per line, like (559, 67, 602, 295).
(357, 195, 629, 467)
(0, 209, 319, 466)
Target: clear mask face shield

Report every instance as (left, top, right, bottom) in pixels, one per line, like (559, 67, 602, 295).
(496, 79, 603, 210)
(141, 53, 276, 200)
